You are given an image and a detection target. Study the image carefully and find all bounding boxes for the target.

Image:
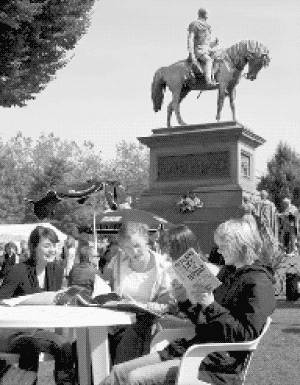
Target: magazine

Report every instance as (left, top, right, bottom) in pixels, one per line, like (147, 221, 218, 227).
(169, 248, 222, 303)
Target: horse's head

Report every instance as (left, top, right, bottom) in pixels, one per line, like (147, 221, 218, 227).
(246, 52, 270, 81)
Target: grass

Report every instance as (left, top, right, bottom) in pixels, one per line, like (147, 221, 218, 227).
(37, 298, 300, 385)
(246, 298, 300, 385)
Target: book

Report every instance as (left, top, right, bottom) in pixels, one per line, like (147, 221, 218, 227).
(73, 291, 121, 307)
(0, 287, 94, 307)
(76, 291, 164, 317)
(0, 288, 164, 317)
(100, 298, 164, 317)
(169, 248, 222, 303)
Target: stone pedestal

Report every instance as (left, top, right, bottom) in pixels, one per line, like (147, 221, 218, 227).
(137, 121, 265, 254)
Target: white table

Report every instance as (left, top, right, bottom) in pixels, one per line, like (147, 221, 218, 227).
(0, 305, 135, 385)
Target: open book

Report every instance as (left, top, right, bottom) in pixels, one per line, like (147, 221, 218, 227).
(99, 298, 164, 317)
(46, 287, 164, 317)
(0, 288, 165, 317)
(76, 292, 164, 317)
(0, 287, 97, 307)
(0, 291, 60, 306)
(169, 248, 222, 303)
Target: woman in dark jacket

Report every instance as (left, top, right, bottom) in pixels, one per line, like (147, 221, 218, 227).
(0, 226, 76, 385)
(0, 238, 63, 298)
(99, 219, 276, 385)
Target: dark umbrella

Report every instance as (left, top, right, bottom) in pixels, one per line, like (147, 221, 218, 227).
(25, 190, 62, 220)
(96, 209, 171, 234)
(55, 179, 122, 201)
(25, 179, 122, 220)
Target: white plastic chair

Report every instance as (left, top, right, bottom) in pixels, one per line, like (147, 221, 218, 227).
(150, 317, 272, 385)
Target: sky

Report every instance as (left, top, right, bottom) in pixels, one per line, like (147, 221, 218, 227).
(1, 0, 300, 175)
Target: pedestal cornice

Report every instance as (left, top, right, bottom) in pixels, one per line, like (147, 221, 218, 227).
(138, 121, 265, 149)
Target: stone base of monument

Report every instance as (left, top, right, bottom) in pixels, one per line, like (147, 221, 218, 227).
(138, 121, 265, 254)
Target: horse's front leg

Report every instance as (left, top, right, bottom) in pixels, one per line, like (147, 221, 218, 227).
(167, 102, 173, 128)
(216, 86, 226, 121)
(228, 88, 237, 121)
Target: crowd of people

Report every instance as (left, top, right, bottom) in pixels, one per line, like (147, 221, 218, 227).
(0, 241, 29, 282)
(240, 190, 300, 255)
(0, 210, 277, 385)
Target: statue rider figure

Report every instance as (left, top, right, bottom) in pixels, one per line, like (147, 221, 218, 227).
(187, 7, 219, 86)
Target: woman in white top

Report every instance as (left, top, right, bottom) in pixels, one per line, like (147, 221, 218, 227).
(103, 221, 173, 365)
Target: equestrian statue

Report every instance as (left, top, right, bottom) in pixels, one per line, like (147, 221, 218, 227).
(151, 7, 270, 127)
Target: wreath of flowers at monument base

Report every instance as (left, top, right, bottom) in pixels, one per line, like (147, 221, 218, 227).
(176, 192, 203, 213)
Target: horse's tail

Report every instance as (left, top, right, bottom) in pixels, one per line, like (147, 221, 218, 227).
(151, 68, 166, 112)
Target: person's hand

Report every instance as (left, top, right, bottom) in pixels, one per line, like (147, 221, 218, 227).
(193, 291, 215, 308)
(146, 302, 168, 316)
(210, 38, 219, 48)
(159, 314, 193, 329)
(172, 279, 189, 303)
(193, 60, 203, 74)
(108, 325, 121, 335)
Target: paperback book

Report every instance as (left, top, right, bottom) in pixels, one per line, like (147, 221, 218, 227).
(169, 248, 222, 303)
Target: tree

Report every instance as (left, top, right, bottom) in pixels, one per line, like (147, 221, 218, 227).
(102, 141, 150, 205)
(258, 142, 300, 210)
(0, 0, 97, 107)
(0, 135, 150, 233)
(24, 156, 72, 222)
(0, 134, 33, 222)
(0, 131, 104, 230)
(22, 134, 104, 231)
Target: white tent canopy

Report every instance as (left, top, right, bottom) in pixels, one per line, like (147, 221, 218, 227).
(0, 223, 67, 245)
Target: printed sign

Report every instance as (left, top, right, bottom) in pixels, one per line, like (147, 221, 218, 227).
(100, 216, 122, 222)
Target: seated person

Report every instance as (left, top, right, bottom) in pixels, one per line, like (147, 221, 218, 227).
(99, 240, 120, 274)
(103, 221, 173, 365)
(68, 238, 109, 296)
(158, 224, 207, 329)
(0, 241, 18, 278)
(0, 226, 76, 385)
(100, 218, 276, 385)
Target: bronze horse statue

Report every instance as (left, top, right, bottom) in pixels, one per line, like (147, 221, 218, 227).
(151, 40, 270, 127)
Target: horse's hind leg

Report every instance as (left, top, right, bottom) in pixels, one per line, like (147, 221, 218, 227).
(228, 88, 237, 121)
(216, 86, 226, 121)
(172, 89, 186, 126)
(167, 87, 189, 127)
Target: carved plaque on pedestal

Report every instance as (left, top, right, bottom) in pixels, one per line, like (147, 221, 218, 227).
(241, 151, 251, 179)
(157, 151, 230, 181)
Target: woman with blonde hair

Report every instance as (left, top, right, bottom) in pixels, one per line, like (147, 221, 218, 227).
(100, 218, 276, 385)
